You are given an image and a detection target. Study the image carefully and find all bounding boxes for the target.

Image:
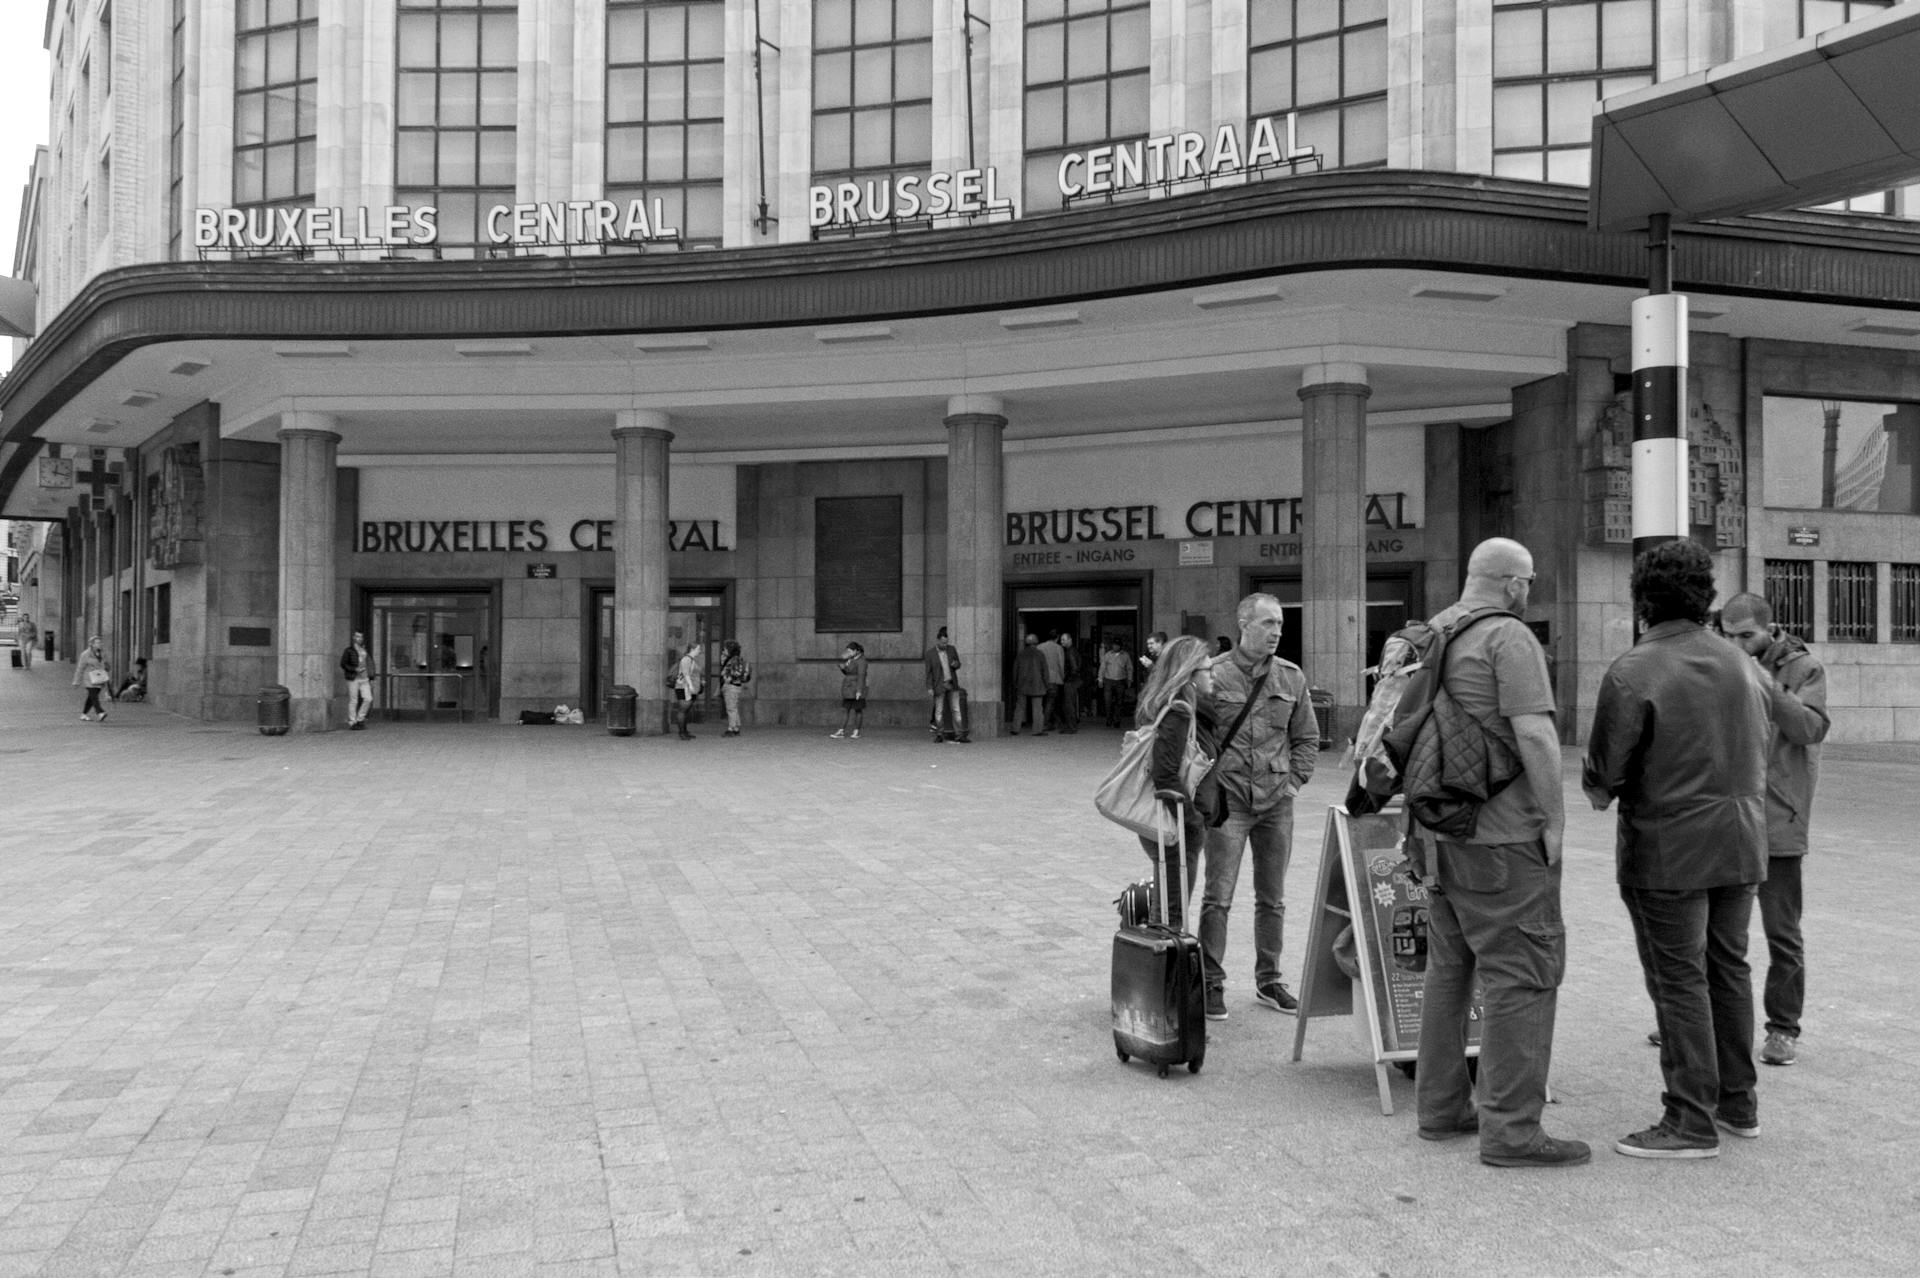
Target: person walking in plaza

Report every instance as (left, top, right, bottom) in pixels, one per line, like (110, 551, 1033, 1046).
(672, 641, 704, 741)
(1718, 592, 1828, 1068)
(923, 627, 967, 743)
(1411, 537, 1588, 1169)
(831, 641, 867, 739)
(1132, 635, 1220, 931)
(73, 635, 111, 721)
(1040, 630, 1067, 731)
(1140, 631, 1167, 675)
(13, 612, 36, 669)
(1200, 592, 1318, 1020)
(1585, 539, 1771, 1160)
(341, 629, 373, 730)
(1010, 634, 1050, 735)
(1055, 633, 1081, 733)
(1099, 640, 1132, 727)
(719, 640, 753, 737)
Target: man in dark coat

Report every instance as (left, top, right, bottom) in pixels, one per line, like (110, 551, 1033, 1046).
(1585, 540, 1771, 1160)
(1009, 634, 1050, 736)
(1718, 592, 1828, 1067)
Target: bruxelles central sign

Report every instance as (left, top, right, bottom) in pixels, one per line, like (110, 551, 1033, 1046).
(192, 198, 679, 251)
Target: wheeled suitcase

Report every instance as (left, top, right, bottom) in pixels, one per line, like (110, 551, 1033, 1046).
(1110, 818, 1206, 1077)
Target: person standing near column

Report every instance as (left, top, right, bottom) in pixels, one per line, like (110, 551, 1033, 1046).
(1200, 593, 1318, 1020)
(718, 640, 753, 737)
(1010, 634, 1049, 736)
(14, 613, 36, 669)
(830, 641, 867, 740)
(1585, 539, 1770, 1160)
(1056, 633, 1082, 734)
(1412, 538, 1587, 1168)
(340, 630, 373, 730)
(924, 627, 966, 743)
(1717, 592, 1828, 1068)
(672, 641, 705, 741)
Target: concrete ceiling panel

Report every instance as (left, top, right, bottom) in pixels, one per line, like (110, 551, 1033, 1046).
(1716, 61, 1898, 183)
(1614, 98, 1783, 218)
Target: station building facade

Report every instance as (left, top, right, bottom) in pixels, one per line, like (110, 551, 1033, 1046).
(4, 0, 1920, 740)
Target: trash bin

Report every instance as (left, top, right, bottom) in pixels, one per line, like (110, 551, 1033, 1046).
(1309, 687, 1334, 750)
(605, 684, 638, 737)
(258, 684, 291, 736)
(45, 629, 55, 661)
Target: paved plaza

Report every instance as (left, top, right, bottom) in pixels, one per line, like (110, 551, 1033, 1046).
(0, 665, 1917, 1277)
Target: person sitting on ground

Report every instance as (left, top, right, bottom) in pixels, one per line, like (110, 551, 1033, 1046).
(114, 657, 149, 702)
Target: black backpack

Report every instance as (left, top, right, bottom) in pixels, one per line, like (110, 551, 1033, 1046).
(1379, 608, 1523, 839)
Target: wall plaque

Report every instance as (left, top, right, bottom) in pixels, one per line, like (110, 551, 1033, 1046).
(815, 495, 903, 633)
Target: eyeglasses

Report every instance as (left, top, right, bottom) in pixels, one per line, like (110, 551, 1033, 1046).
(1502, 573, 1536, 584)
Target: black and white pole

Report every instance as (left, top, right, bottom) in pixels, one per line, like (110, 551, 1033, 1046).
(1631, 213, 1688, 557)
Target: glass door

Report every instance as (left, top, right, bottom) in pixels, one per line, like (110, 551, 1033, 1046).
(589, 588, 729, 722)
(368, 591, 494, 722)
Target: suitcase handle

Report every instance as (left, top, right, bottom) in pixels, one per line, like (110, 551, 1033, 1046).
(1152, 802, 1185, 929)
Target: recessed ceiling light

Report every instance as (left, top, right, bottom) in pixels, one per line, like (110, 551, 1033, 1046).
(274, 343, 353, 358)
(815, 324, 893, 344)
(1410, 285, 1506, 303)
(454, 342, 533, 356)
(1690, 305, 1728, 321)
(85, 419, 119, 434)
(169, 358, 211, 376)
(1193, 283, 1284, 309)
(634, 335, 712, 352)
(1000, 308, 1081, 330)
(1847, 321, 1920, 337)
(120, 390, 160, 407)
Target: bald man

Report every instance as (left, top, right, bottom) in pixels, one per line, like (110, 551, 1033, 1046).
(1413, 538, 1587, 1168)
(1719, 592, 1828, 1068)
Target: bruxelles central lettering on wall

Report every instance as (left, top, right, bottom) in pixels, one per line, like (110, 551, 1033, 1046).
(1005, 493, 1414, 546)
(356, 519, 727, 554)
(193, 199, 678, 251)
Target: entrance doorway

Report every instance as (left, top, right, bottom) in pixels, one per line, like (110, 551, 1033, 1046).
(586, 584, 732, 721)
(365, 588, 496, 722)
(1246, 568, 1423, 686)
(1006, 576, 1148, 720)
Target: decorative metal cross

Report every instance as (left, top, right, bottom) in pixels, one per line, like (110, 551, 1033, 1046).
(75, 448, 123, 511)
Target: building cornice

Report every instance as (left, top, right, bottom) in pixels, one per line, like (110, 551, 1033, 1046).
(6, 171, 1920, 488)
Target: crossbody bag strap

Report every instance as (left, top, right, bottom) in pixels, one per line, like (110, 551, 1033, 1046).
(1215, 664, 1271, 758)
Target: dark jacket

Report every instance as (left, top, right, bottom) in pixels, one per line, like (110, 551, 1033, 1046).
(1146, 694, 1222, 808)
(924, 641, 962, 694)
(1755, 631, 1828, 856)
(1583, 620, 1771, 890)
(340, 644, 369, 679)
(1210, 650, 1318, 814)
(1012, 644, 1050, 697)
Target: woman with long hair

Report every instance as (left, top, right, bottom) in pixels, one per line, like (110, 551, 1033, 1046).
(718, 639, 752, 737)
(671, 642, 704, 740)
(1132, 635, 1221, 930)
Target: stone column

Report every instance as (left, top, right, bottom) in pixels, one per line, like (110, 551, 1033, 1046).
(945, 395, 1006, 738)
(277, 416, 341, 732)
(1299, 364, 1371, 749)
(614, 412, 674, 736)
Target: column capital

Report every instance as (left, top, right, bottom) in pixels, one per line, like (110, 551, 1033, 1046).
(1300, 362, 1371, 394)
(278, 408, 340, 441)
(276, 427, 342, 446)
(613, 408, 674, 442)
(946, 393, 1004, 420)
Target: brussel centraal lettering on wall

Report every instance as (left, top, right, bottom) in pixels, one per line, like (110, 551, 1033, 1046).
(1005, 493, 1415, 546)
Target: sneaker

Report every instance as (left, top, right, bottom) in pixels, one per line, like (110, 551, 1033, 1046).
(1417, 1114, 1480, 1143)
(1614, 1126, 1719, 1160)
(1480, 1135, 1592, 1168)
(850, 730, 860, 739)
(1204, 987, 1228, 1022)
(1761, 1030, 1797, 1067)
(829, 729, 845, 739)
(1254, 982, 1298, 1014)
(1714, 1112, 1760, 1140)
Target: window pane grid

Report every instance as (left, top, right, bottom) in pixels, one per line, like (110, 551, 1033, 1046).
(1248, 0, 1388, 172)
(812, 0, 934, 205)
(1764, 560, 1815, 640)
(397, 0, 520, 256)
(1828, 561, 1878, 642)
(1023, 0, 1150, 214)
(607, 0, 724, 246)
(1491, 0, 1654, 185)
(234, 1, 319, 214)
(1893, 564, 1920, 643)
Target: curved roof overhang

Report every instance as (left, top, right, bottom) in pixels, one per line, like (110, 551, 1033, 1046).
(6, 170, 1920, 510)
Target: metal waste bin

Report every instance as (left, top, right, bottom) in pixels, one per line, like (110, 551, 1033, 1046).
(258, 684, 291, 736)
(1309, 687, 1334, 750)
(605, 684, 638, 736)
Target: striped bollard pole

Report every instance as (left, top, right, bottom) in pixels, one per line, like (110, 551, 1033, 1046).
(1630, 291, 1689, 557)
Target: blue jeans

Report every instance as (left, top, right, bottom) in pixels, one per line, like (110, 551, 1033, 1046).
(1757, 855, 1804, 1039)
(1621, 882, 1760, 1141)
(1199, 799, 1293, 992)
(1416, 839, 1565, 1156)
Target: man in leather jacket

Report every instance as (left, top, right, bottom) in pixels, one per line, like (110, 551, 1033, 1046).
(1585, 540, 1770, 1160)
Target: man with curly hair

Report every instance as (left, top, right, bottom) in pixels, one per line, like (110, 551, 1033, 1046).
(1584, 539, 1771, 1160)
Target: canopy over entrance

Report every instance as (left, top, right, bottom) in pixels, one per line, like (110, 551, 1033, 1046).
(1590, 5, 1920, 232)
